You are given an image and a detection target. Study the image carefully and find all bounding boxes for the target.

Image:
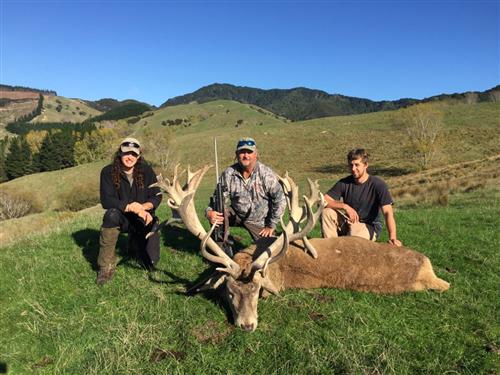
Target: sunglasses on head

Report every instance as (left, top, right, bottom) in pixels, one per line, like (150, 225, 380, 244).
(237, 140, 256, 148)
(121, 142, 140, 148)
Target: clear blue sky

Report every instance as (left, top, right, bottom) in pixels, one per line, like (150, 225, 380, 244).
(1, 0, 498, 106)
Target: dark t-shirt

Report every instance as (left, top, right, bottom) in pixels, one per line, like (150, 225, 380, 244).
(326, 175, 393, 237)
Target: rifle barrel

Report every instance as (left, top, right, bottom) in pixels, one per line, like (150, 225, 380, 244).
(214, 137, 219, 182)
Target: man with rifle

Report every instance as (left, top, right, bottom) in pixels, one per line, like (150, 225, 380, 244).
(206, 137, 286, 253)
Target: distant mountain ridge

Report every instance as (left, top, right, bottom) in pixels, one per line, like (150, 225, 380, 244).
(161, 83, 500, 121)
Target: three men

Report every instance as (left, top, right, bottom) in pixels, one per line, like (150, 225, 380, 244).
(206, 137, 286, 242)
(96, 137, 162, 285)
(321, 149, 402, 246)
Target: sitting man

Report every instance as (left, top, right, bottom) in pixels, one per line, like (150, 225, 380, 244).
(322, 148, 402, 246)
(96, 137, 162, 285)
(206, 137, 286, 244)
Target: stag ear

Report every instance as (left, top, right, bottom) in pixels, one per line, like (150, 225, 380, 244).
(252, 270, 280, 296)
(260, 277, 280, 296)
(189, 272, 227, 294)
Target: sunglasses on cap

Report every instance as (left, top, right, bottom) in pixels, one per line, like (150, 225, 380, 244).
(121, 142, 140, 148)
(237, 140, 256, 148)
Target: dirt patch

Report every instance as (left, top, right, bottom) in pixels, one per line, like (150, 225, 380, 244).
(149, 348, 187, 363)
(32, 356, 53, 369)
(308, 312, 327, 321)
(312, 293, 336, 303)
(191, 320, 233, 344)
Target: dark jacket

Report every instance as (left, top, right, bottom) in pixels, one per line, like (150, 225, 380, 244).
(100, 163, 162, 213)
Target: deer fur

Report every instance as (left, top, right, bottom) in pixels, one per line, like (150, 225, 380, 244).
(235, 236, 450, 295)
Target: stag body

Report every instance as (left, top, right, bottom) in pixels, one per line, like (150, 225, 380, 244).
(152, 165, 450, 332)
(235, 237, 449, 294)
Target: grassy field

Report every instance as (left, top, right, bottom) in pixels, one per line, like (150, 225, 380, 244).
(0, 188, 498, 374)
(0, 99, 499, 373)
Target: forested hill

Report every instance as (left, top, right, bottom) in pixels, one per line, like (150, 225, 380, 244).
(161, 83, 500, 121)
(0, 84, 56, 96)
(84, 98, 154, 113)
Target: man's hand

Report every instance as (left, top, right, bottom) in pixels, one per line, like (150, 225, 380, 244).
(207, 210, 224, 225)
(259, 227, 275, 237)
(138, 210, 153, 226)
(126, 202, 143, 214)
(343, 204, 359, 223)
(388, 238, 403, 247)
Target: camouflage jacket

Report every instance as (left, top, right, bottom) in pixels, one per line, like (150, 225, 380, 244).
(210, 161, 286, 228)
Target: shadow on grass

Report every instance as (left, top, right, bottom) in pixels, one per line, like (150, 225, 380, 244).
(161, 223, 248, 254)
(72, 229, 131, 271)
(161, 224, 200, 254)
(312, 164, 412, 177)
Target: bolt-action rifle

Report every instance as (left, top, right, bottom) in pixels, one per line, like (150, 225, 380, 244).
(209, 138, 233, 257)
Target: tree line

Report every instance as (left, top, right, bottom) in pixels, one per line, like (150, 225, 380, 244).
(0, 126, 120, 181)
(0, 98, 154, 181)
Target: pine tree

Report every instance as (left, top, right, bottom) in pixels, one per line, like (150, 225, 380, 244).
(5, 137, 26, 179)
(37, 131, 76, 172)
(19, 137, 34, 175)
(37, 133, 59, 172)
(0, 136, 9, 182)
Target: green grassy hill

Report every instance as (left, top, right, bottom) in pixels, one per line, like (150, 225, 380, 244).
(1, 100, 498, 243)
(31, 95, 102, 123)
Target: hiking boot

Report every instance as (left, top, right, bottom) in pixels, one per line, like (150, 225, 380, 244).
(97, 227, 120, 270)
(96, 268, 115, 286)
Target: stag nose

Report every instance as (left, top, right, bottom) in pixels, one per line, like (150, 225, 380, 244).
(241, 323, 255, 332)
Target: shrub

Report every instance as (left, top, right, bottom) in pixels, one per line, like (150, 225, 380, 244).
(0, 191, 42, 221)
(127, 116, 141, 124)
(59, 184, 99, 212)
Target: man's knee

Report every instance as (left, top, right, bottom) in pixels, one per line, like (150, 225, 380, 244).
(349, 223, 374, 241)
(321, 208, 342, 238)
(103, 208, 123, 228)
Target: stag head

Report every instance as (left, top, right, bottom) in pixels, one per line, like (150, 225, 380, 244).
(151, 165, 323, 332)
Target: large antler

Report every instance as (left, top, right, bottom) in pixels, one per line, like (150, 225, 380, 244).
(151, 164, 240, 277)
(251, 176, 324, 271)
(277, 172, 324, 258)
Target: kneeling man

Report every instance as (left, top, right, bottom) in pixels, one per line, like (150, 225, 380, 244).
(322, 149, 402, 246)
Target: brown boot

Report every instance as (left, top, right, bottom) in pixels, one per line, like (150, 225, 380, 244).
(96, 268, 115, 286)
(96, 227, 120, 285)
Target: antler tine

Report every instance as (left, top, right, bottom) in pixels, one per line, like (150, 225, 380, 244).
(261, 229, 288, 277)
(187, 164, 212, 193)
(201, 223, 240, 278)
(288, 196, 317, 242)
(305, 178, 321, 208)
(302, 237, 318, 259)
(278, 172, 301, 223)
(186, 165, 194, 185)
